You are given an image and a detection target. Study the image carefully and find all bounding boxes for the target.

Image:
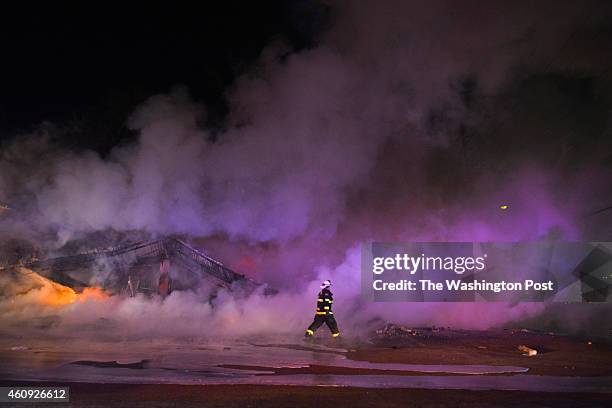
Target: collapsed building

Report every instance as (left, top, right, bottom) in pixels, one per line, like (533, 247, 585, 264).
(23, 237, 275, 298)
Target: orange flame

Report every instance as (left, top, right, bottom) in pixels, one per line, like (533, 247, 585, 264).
(24, 270, 108, 306)
(78, 287, 109, 302)
(25, 272, 77, 306)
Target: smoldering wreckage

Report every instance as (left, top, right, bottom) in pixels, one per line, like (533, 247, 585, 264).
(1, 231, 277, 312)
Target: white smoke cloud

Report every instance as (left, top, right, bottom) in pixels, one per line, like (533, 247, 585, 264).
(1, 0, 612, 336)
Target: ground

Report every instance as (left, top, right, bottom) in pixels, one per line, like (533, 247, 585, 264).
(221, 327, 612, 377)
(1, 328, 610, 407)
(348, 327, 612, 377)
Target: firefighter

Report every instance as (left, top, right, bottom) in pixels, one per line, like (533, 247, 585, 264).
(305, 279, 340, 338)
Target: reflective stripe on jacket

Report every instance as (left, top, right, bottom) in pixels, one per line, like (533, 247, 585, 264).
(316, 289, 333, 314)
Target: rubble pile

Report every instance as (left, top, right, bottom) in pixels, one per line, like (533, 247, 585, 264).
(375, 323, 418, 338)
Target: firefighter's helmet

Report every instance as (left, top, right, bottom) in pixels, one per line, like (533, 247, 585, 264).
(320, 279, 332, 289)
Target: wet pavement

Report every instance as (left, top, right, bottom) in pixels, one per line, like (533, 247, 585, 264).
(0, 338, 610, 393)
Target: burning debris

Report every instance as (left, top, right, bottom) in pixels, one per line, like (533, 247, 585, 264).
(0, 265, 108, 331)
(0, 237, 281, 336)
(20, 236, 275, 299)
(0, 267, 108, 309)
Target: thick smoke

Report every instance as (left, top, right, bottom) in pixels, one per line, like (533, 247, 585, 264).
(2, 0, 612, 337)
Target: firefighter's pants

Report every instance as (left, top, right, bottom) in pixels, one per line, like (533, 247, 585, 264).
(306, 313, 339, 336)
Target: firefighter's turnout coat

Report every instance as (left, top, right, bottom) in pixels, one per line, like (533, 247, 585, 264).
(305, 288, 340, 337)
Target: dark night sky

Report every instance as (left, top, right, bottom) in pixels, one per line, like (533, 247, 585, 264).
(1, 1, 612, 180)
(0, 1, 326, 151)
